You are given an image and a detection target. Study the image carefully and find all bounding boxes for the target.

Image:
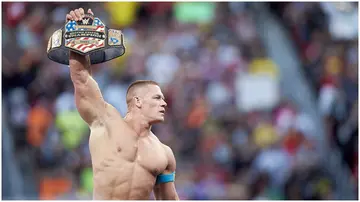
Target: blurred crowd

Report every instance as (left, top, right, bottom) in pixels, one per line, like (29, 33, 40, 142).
(270, 1, 358, 191)
(2, 2, 357, 200)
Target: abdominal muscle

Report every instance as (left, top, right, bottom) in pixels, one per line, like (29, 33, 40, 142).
(92, 155, 156, 200)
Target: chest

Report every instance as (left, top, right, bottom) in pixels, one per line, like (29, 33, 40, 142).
(114, 135, 168, 175)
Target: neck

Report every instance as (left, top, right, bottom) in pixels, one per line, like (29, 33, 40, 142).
(124, 111, 152, 136)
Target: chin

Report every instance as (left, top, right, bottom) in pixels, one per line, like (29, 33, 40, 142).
(157, 117, 165, 123)
(151, 117, 165, 124)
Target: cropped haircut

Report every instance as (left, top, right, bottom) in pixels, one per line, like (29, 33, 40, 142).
(126, 80, 159, 104)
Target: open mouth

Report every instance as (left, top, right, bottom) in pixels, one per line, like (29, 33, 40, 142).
(159, 110, 165, 114)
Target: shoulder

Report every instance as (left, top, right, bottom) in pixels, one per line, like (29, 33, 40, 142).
(151, 134, 174, 159)
(162, 144, 176, 171)
(150, 133, 176, 170)
(162, 144, 174, 157)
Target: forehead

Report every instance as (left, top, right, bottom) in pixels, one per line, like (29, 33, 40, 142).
(146, 84, 163, 96)
(146, 84, 163, 95)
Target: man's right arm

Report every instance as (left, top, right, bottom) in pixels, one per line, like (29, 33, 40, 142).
(69, 52, 107, 126)
(66, 8, 111, 126)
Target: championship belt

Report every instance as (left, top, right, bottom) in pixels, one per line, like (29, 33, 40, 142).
(47, 14, 125, 65)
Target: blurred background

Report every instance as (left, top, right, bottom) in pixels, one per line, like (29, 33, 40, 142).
(2, 1, 358, 200)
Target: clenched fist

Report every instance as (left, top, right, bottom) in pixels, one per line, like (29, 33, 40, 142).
(66, 8, 94, 22)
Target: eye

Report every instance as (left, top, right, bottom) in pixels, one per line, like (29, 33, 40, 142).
(153, 95, 165, 101)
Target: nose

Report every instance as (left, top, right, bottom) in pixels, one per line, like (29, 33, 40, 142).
(161, 100, 167, 107)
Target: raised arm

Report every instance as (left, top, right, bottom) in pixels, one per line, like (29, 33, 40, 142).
(153, 145, 179, 200)
(67, 8, 107, 126)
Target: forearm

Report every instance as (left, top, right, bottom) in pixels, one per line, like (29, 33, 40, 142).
(159, 193, 179, 200)
(153, 185, 179, 200)
(69, 52, 95, 99)
(171, 192, 180, 200)
(167, 191, 179, 200)
(69, 52, 92, 85)
(69, 51, 106, 125)
(153, 185, 164, 200)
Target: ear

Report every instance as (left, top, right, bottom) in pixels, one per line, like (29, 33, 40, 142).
(134, 96, 142, 108)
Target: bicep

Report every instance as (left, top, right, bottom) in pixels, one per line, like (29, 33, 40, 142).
(153, 146, 179, 200)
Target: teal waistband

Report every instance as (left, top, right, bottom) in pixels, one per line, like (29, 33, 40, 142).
(155, 172, 176, 184)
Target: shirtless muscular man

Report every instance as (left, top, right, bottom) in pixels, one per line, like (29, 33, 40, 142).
(66, 8, 179, 200)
